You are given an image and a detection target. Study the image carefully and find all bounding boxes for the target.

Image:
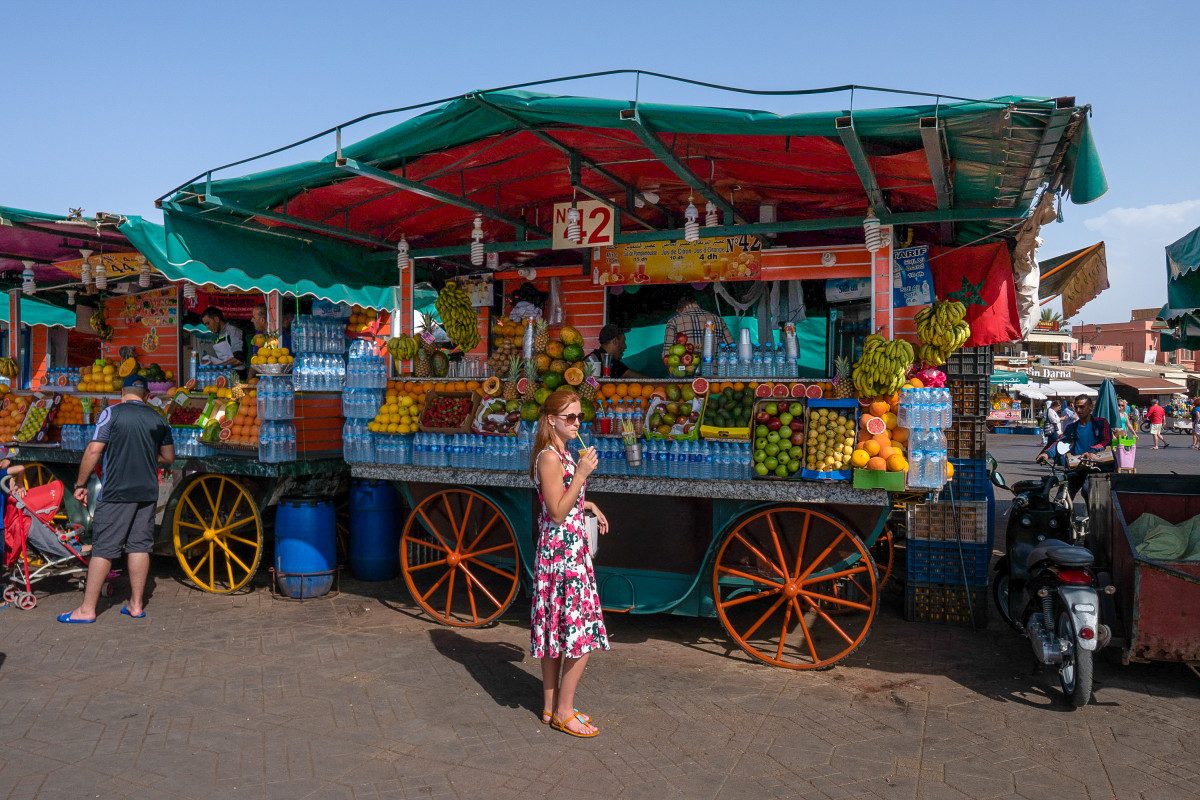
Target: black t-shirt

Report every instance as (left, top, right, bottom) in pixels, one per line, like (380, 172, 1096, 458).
(586, 347, 631, 379)
(92, 401, 174, 503)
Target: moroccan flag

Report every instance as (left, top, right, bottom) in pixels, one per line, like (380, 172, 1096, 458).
(930, 242, 1020, 346)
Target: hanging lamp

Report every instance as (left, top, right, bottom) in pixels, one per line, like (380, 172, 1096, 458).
(183, 283, 197, 303)
(396, 235, 411, 282)
(565, 205, 581, 245)
(94, 260, 108, 290)
(138, 255, 151, 288)
(684, 196, 699, 242)
(470, 215, 485, 266)
(705, 201, 718, 227)
(79, 248, 93, 291)
(863, 208, 883, 253)
(21, 261, 35, 295)
(67, 289, 77, 305)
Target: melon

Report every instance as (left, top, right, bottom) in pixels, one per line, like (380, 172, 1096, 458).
(482, 376, 502, 396)
(542, 373, 564, 391)
(559, 325, 583, 346)
(561, 344, 584, 363)
(118, 357, 138, 378)
(430, 351, 450, 378)
(564, 367, 584, 386)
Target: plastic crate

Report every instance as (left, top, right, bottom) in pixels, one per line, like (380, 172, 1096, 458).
(905, 582, 988, 627)
(949, 378, 989, 419)
(906, 538, 992, 586)
(945, 457, 989, 501)
(944, 347, 994, 377)
(906, 499, 989, 543)
(945, 418, 987, 460)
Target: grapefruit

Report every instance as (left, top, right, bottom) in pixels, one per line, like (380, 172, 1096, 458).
(755, 383, 773, 399)
(771, 383, 789, 399)
(867, 456, 887, 471)
(215, 376, 228, 389)
(887, 454, 908, 472)
(791, 383, 806, 398)
(869, 400, 889, 417)
(864, 440, 881, 457)
(805, 384, 823, 399)
(691, 377, 709, 396)
(883, 412, 898, 430)
(865, 415, 887, 436)
(218, 426, 232, 441)
(891, 427, 909, 443)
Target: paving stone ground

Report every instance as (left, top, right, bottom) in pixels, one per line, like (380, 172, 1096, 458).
(1, 557, 1197, 800)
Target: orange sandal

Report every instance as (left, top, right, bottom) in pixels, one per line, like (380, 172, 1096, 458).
(550, 711, 599, 738)
(541, 708, 591, 725)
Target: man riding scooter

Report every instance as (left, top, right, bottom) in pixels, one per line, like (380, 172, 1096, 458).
(1037, 394, 1113, 502)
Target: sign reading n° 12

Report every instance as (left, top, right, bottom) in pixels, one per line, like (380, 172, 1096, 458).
(551, 200, 616, 250)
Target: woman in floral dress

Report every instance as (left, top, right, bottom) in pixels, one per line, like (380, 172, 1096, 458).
(529, 389, 609, 738)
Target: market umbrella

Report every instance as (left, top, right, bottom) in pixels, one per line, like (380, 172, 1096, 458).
(1095, 378, 1120, 430)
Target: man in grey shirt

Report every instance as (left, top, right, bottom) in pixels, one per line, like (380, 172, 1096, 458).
(58, 376, 174, 623)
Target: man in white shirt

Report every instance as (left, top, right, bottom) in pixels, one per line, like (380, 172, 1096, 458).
(1043, 400, 1063, 445)
(200, 306, 245, 368)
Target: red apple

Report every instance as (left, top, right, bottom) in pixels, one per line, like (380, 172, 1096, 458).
(755, 411, 771, 423)
(767, 418, 782, 432)
(675, 333, 688, 345)
(790, 432, 805, 446)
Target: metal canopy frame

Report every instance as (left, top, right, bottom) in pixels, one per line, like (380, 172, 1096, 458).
(836, 115, 888, 214)
(1016, 99, 1079, 208)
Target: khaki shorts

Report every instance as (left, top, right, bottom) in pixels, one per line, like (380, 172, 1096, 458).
(1150, 423, 1163, 435)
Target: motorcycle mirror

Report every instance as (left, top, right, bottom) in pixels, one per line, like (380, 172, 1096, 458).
(991, 470, 1007, 489)
(1055, 441, 1071, 456)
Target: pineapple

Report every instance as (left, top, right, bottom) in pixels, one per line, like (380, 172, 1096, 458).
(522, 358, 539, 402)
(832, 356, 853, 399)
(414, 313, 436, 378)
(533, 318, 549, 354)
(503, 357, 521, 401)
(578, 362, 597, 402)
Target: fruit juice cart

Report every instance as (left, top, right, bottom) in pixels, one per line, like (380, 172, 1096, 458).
(153, 75, 1104, 664)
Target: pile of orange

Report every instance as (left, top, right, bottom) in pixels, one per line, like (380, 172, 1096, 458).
(345, 306, 388, 336)
(54, 395, 86, 426)
(227, 393, 261, 445)
(850, 397, 909, 473)
(598, 381, 658, 410)
(0, 396, 31, 441)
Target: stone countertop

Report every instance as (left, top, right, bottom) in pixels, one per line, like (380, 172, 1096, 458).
(11, 446, 346, 480)
(349, 463, 889, 506)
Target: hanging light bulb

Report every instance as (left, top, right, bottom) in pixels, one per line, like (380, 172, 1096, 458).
(79, 248, 93, 291)
(183, 283, 197, 303)
(470, 214, 485, 267)
(396, 235, 411, 285)
(863, 208, 883, 253)
(684, 196, 700, 242)
(21, 261, 35, 295)
(138, 255, 151, 288)
(565, 205, 581, 245)
(67, 289, 77, 305)
(94, 260, 108, 290)
(705, 201, 718, 227)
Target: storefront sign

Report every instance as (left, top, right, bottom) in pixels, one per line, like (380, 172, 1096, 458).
(1028, 367, 1072, 380)
(196, 288, 263, 320)
(551, 200, 615, 250)
(825, 277, 871, 303)
(593, 236, 761, 285)
(54, 252, 146, 280)
(892, 245, 934, 308)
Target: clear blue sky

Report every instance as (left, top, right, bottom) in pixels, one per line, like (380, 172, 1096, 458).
(4, 1, 1198, 324)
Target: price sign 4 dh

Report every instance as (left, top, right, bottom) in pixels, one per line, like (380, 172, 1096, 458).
(551, 200, 615, 250)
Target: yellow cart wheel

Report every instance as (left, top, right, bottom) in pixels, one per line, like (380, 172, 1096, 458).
(172, 474, 262, 593)
(19, 462, 70, 525)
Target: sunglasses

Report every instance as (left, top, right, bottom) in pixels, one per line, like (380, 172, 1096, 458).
(555, 413, 583, 424)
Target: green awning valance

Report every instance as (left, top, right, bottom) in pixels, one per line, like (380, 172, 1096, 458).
(1, 296, 77, 329)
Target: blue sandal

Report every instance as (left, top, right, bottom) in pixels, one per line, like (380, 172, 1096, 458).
(120, 606, 146, 619)
(57, 612, 94, 624)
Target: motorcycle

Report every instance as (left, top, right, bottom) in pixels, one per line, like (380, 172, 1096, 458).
(988, 441, 1114, 707)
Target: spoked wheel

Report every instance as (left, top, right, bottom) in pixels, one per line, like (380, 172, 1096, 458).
(872, 528, 895, 590)
(172, 475, 263, 594)
(400, 488, 518, 627)
(20, 463, 70, 525)
(712, 506, 877, 670)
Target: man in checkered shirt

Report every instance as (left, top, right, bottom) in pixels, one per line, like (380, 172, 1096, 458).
(662, 290, 733, 356)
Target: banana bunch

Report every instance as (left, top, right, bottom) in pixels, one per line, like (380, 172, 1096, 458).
(0, 357, 17, 380)
(90, 309, 113, 341)
(914, 300, 971, 366)
(434, 280, 480, 351)
(386, 335, 420, 361)
(851, 334, 914, 398)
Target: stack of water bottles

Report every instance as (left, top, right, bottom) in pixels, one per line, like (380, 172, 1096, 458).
(638, 438, 753, 479)
(258, 420, 297, 463)
(713, 342, 798, 379)
(342, 379, 384, 464)
(290, 316, 345, 354)
(172, 425, 214, 458)
(196, 365, 238, 389)
(256, 376, 295, 420)
(59, 424, 96, 451)
(345, 339, 388, 389)
(411, 424, 540, 471)
(897, 388, 952, 490)
(293, 353, 345, 391)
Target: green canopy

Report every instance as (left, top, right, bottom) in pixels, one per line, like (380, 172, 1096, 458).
(0, 296, 77, 329)
(120, 215, 397, 309)
(990, 370, 1030, 386)
(1165, 225, 1200, 319)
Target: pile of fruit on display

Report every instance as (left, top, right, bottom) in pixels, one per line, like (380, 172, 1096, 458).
(89, 309, 113, 341)
(199, 398, 239, 444)
(529, 322, 586, 392)
(16, 398, 55, 443)
(407, 315, 452, 378)
(751, 400, 806, 478)
(345, 306, 387, 337)
(914, 299, 971, 367)
(168, 401, 205, 426)
(53, 395, 86, 426)
(472, 397, 523, 436)
(249, 341, 294, 369)
(223, 396, 260, 446)
(0, 357, 18, 386)
(76, 359, 124, 393)
(851, 334, 915, 398)
(802, 400, 860, 479)
(0, 396, 30, 441)
(645, 383, 703, 439)
(419, 393, 477, 432)
(434, 281, 480, 351)
(662, 332, 700, 378)
(701, 384, 757, 434)
(369, 388, 422, 435)
(850, 397, 909, 474)
(487, 317, 530, 377)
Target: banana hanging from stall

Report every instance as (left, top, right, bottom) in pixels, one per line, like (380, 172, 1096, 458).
(914, 300, 970, 366)
(0, 357, 17, 380)
(850, 333, 915, 399)
(386, 334, 421, 361)
(433, 280, 480, 351)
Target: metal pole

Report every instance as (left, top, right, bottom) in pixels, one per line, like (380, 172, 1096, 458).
(8, 289, 21, 388)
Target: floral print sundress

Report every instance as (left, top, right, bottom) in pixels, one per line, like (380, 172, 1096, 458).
(529, 445, 610, 659)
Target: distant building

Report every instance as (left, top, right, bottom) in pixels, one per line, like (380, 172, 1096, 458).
(1074, 307, 1195, 370)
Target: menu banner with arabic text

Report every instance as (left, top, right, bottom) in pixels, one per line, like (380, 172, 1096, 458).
(591, 236, 762, 286)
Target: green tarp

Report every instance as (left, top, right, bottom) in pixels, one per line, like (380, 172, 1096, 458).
(1165, 225, 1200, 319)
(1, 296, 77, 329)
(120, 215, 396, 309)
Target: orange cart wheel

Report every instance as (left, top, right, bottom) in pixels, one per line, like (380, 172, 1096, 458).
(712, 506, 877, 670)
(872, 528, 895, 591)
(400, 488, 518, 627)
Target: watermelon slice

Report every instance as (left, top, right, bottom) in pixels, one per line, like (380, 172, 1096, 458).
(805, 384, 823, 399)
(771, 383, 789, 399)
(790, 383, 806, 398)
(865, 416, 887, 436)
(691, 377, 709, 396)
(754, 383, 773, 399)
(516, 377, 530, 396)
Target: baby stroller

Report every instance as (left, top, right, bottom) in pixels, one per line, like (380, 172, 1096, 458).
(1, 474, 109, 610)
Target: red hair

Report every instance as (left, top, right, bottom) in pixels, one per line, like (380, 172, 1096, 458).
(529, 389, 581, 478)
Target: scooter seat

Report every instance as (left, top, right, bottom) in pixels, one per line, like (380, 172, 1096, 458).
(1027, 539, 1094, 570)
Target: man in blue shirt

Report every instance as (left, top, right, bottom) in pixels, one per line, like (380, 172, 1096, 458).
(1038, 394, 1112, 500)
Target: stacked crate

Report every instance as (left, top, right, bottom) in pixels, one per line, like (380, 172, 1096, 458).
(904, 347, 993, 627)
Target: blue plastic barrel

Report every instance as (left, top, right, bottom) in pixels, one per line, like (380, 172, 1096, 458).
(349, 480, 400, 581)
(274, 497, 336, 598)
